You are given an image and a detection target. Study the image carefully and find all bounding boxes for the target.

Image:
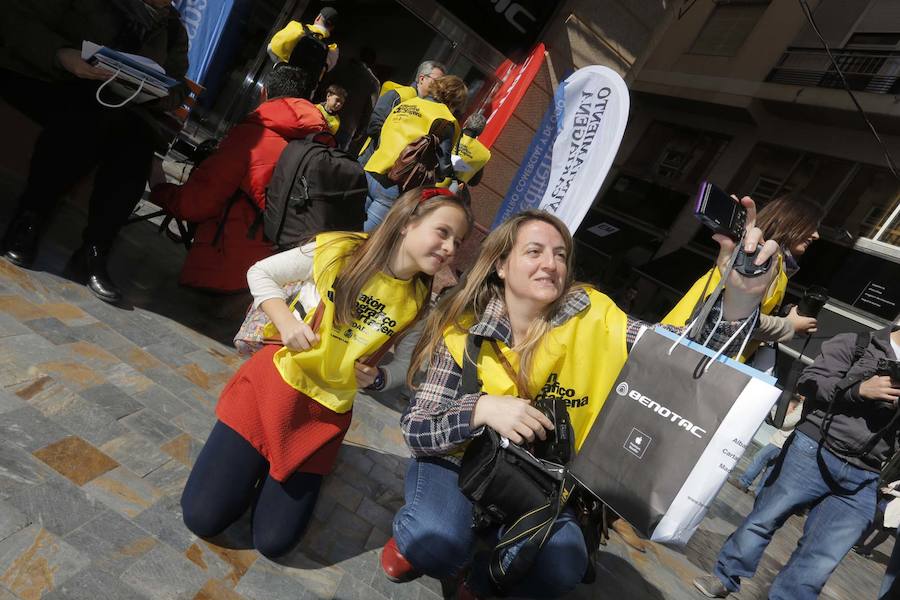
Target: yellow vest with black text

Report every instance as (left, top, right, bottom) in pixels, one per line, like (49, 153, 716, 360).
(364, 97, 460, 175)
(317, 104, 341, 135)
(661, 254, 788, 362)
(269, 233, 428, 413)
(357, 82, 418, 157)
(443, 288, 628, 451)
(438, 134, 492, 187)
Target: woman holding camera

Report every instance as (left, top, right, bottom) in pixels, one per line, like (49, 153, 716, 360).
(665, 194, 825, 357)
(381, 199, 780, 598)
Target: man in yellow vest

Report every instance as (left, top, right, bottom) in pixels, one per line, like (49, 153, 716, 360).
(268, 7, 339, 73)
(358, 60, 447, 166)
(316, 84, 346, 135)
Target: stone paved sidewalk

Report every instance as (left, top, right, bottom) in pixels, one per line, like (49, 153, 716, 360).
(0, 198, 892, 599)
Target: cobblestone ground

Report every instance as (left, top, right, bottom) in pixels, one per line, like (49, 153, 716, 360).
(0, 199, 892, 599)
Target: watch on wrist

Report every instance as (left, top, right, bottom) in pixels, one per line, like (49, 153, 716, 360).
(369, 368, 385, 391)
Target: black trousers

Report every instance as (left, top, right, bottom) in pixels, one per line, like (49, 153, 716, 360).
(180, 421, 323, 559)
(0, 69, 159, 248)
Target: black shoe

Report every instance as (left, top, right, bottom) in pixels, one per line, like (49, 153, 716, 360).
(2, 212, 40, 268)
(80, 244, 122, 304)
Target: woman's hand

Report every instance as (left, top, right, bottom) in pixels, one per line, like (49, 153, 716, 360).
(354, 362, 380, 389)
(786, 305, 818, 335)
(57, 48, 109, 80)
(471, 395, 555, 445)
(715, 196, 781, 320)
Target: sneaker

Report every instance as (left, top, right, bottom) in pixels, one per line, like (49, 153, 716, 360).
(693, 575, 730, 598)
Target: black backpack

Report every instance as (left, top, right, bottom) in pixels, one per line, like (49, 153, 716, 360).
(263, 134, 368, 249)
(287, 24, 329, 77)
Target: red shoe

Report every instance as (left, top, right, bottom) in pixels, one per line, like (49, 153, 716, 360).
(380, 537, 420, 583)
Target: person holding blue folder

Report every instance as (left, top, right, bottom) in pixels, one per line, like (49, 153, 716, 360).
(0, 0, 189, 304)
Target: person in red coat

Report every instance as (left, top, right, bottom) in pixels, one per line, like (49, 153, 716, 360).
(149, 65, 327, 293)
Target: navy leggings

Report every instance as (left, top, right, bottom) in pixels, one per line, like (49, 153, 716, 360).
(181, 421, 322, 559)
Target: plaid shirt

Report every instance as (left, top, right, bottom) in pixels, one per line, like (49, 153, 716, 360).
(400, 287, 752, 462)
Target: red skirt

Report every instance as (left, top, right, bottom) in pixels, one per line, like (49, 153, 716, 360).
(215, 345, 352, 482)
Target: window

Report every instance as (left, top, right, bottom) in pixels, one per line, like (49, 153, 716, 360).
(623, 121, 730, 188)
(689, 1, 770, 57)
(824, 165, 900, 246)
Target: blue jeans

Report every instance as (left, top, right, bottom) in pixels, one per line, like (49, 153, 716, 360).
(738, 443, 781, 492)
(392, 457, 588, 598)
(363, 173, 400, 232)
(714, 431, 878, 600)
(881, 533, 900, 599)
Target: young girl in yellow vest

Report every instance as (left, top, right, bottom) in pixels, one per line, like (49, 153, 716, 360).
(181, 188, 472, 559)
(380, 202, 779, 598)
(363, 75, 466, 231)
(663, 194, 824, 362)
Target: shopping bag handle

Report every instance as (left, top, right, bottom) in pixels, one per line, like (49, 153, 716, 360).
(667, 307, 759, 372)
(96, 68, 145, 108)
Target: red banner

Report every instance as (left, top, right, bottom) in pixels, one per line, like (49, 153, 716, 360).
(478, 42, 547, 148)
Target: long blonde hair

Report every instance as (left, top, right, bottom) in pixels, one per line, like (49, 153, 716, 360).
(407, 210, 577, 394)
(320, 188, 473, 325)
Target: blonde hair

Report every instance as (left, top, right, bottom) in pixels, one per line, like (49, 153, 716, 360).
(429, 75, 468, 115)
(323, 188, 474, 325)
(407, 210, 578, 394)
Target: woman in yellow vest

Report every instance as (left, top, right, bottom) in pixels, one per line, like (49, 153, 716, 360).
(663, 194, 824, 362)
(379, 202, 780, 597)
(438, 112, 492, 191)
(180, 188, 473, 559)
(363, 75, 467, 232)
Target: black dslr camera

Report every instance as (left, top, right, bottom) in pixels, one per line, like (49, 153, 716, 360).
(531, 398, 575, 465)
(878, 358, 900, 382)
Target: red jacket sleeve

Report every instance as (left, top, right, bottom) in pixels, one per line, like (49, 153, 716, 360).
(150, 124, 260, 222)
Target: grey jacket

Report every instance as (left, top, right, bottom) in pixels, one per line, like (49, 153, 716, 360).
(796, 326, 900, 472)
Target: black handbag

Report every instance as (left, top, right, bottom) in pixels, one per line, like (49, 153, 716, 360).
(455, 334, 580, 593)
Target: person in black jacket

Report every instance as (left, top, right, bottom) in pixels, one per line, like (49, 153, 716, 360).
(0, 0, 189, 304)
(694, 324, 900, 599)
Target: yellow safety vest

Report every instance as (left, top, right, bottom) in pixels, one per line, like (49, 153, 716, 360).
(380, 81, 417, 103)
(438, 134, 492, 187)
(364, 97, 460, 175)
(358, 83, 418, 158)
(661, 254, 788, 362)
(317, 104, 341, 135)
(269, 232, 428, 413)
(443, 288, 629, 451)
(268, 21, 338, 63)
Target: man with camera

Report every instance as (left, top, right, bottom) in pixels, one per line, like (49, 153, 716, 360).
(695, 323, 900, 599)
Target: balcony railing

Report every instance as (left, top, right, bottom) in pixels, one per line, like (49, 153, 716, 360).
(767, 47, 900, 95)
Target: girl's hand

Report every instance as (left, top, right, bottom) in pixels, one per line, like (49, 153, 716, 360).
(471, 395, 555, 445)
(714, 196, 781, 320)
(279, 318, 320, 351)
(355, 362, 380, 388)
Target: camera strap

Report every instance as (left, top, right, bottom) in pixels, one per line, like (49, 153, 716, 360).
(488, 339, 529, 400)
